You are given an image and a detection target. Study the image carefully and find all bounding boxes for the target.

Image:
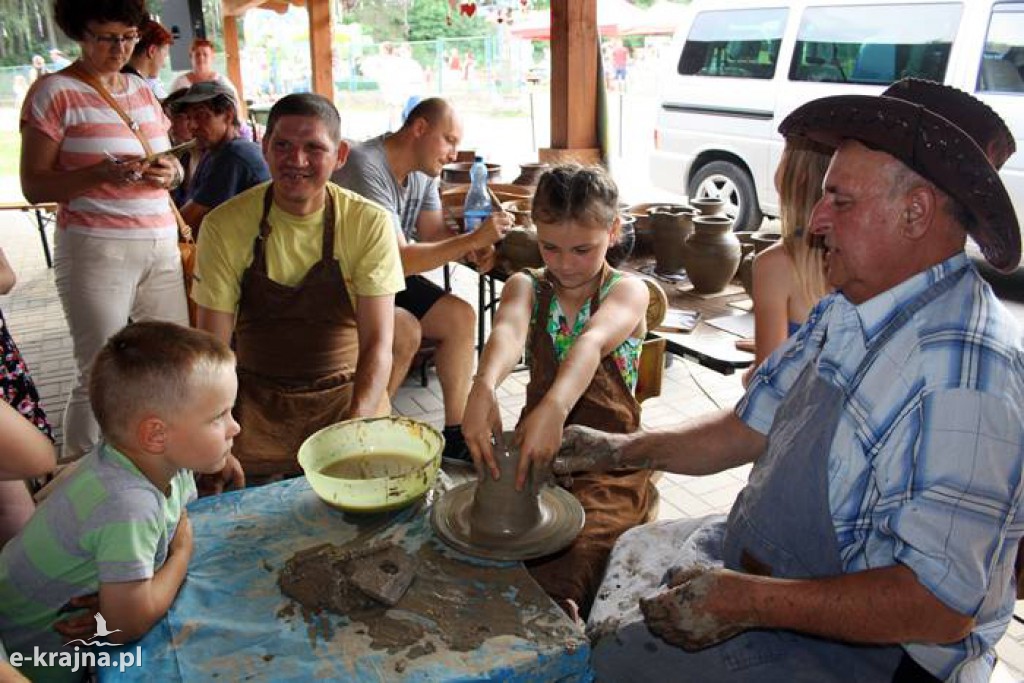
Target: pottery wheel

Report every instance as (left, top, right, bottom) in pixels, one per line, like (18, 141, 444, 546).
(431, 481, 584, 562)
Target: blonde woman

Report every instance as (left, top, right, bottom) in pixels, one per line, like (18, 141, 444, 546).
(743, 138, 832, 386)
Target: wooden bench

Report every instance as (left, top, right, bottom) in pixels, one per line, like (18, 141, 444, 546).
(0, 202, 58, 268)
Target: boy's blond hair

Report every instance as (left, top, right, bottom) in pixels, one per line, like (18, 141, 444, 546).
(89, 322, 235, 446)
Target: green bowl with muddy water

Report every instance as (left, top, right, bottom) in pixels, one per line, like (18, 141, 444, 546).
(298, 416, 443, 513)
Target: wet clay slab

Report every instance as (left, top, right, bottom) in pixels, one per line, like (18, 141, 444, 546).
(279, 541, 416, 613)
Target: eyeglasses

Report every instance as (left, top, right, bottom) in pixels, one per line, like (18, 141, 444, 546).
(86, 30, 140, 46)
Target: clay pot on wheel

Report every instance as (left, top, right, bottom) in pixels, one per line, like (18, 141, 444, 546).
(512, 163, 549, 187)
(469, 432, 541, 539)
(441, 162, 501, 185)
(682, 215, 742, 294)
(606, 214, 636, 267)
(650, 206, 695, 275)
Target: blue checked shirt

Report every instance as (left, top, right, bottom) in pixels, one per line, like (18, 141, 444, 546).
(736, 253, 1024, 682)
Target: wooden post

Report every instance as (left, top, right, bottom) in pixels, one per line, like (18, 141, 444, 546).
(308, 0, 335, 101)
(544, 0, 601, 164)
(222, 14, 246, 117)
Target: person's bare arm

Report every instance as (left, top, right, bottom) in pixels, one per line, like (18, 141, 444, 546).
(399, 212, 512, 275)
(20, 126, 144, 204)
(462, 273, 534, 478)
(746, 245, 793, 378)
(179, 200, 211, 230)
(0, 400, 55, 480)
(641, 563, 973, 651)
(0, 247, 16, 294)
(97, 512, 193, 644)
(516, 276, 648, 487)
(194, 306, 235, 346)
(345, 294, 394, 418)
(555, 409, 766, 477)
(413, 208, 448, 243)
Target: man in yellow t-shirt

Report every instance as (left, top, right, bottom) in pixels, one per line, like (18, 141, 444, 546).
(191, 93, 404, 480)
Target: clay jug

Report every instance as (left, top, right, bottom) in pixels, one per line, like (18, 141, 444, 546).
(650, 207, 694, 274)
(735, 232, 757, 296)
(690, 197, 726, 216)
(470, 432, 541, 539)
(682, 215, 742, 294)
(513, 163, 549, 186)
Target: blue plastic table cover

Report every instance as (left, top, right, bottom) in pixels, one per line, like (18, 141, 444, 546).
(98, 477, 592, 682)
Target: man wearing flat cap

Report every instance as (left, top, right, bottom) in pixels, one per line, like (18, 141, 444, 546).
(556, 79, 1024, 682)
(177, 81, 269, 230)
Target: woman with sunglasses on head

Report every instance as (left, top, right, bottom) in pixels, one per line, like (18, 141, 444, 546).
(20, 0, 188, 463)
(122, 16, 173, 98)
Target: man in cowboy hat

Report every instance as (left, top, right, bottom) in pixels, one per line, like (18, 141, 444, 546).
(553, 78, 1024, 682)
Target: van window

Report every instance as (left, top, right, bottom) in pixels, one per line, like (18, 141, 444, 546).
(978, 3, 1024, 93)
(789, 3, 961, 85)
(677, 8, 788, 79)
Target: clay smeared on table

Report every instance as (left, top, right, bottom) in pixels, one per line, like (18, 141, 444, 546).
(277, 538, 580, 670)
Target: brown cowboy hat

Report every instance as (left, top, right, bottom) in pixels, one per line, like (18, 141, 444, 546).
(780, 79, 1020, 272)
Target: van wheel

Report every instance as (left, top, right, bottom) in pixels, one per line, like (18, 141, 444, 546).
(688, 161, 763, 231)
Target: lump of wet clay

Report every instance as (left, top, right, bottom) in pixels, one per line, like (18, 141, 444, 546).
(278, 541, 417, 615)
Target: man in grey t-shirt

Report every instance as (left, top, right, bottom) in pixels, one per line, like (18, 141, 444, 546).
(332, 98, 511, 463)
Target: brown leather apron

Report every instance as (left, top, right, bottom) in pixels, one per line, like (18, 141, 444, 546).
(232, 186, 363, 479)
(519, 266, 652, 618)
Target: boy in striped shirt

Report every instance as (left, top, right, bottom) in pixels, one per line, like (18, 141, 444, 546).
(0, 322, 240, 682)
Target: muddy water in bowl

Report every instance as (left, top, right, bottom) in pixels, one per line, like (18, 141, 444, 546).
(469, 432, 541, 539)
(320, 453, 423, 480)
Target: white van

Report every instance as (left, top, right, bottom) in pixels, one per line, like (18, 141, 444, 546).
(650, 0, 1024, 235)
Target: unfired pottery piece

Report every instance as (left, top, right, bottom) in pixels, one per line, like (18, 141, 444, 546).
(431, 482, 584, 561)
(431, 433, 584, 561)
(690, 197, 726, 216)
(512, 163, 549, 186)
(650, 206, 695, 275)
(682, 215, 742, 294)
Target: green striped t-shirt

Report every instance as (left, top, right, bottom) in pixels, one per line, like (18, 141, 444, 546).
(0, 442, 195, 678)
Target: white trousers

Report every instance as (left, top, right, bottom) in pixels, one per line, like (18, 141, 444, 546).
(53, 230, 188, 461)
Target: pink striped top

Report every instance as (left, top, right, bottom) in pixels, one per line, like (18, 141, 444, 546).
(21, 72, 176, 239)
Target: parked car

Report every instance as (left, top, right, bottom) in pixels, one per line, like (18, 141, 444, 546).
(650, 0, 1024, 243)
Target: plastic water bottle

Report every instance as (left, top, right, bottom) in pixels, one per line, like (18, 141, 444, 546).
(463, 156, 491, 233)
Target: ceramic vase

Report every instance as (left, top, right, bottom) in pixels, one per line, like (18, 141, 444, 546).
(512, 163, 549, 186)
(682, 215, 742, 293)
(606, 214, 636, 267)
(690, 197, 726, 216)
(650, 206, 695, 275)
(469, 432, 541, 539)
(735, 232, 757, 296)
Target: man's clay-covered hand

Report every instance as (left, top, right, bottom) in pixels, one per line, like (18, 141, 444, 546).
(53, 593, 99, 638)
(552, 425, 629, 475)
(639, 565, 748, 651)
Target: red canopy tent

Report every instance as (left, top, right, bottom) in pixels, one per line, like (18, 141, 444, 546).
(508, 0, 646, 40)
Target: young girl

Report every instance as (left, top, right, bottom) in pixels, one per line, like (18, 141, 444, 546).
(743, 137, 831, 386)
(463, 164, 651, 620)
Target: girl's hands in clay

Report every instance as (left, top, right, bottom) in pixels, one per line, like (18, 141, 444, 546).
(514, 399, 566, 491)
(552, 425, 630, 475)
(639, 565, 749, 651)
(461, 379, 502, 480)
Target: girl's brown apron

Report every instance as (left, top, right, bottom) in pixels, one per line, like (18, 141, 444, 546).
(232, 186, 363, 479)
(519, 266, 652, 618)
